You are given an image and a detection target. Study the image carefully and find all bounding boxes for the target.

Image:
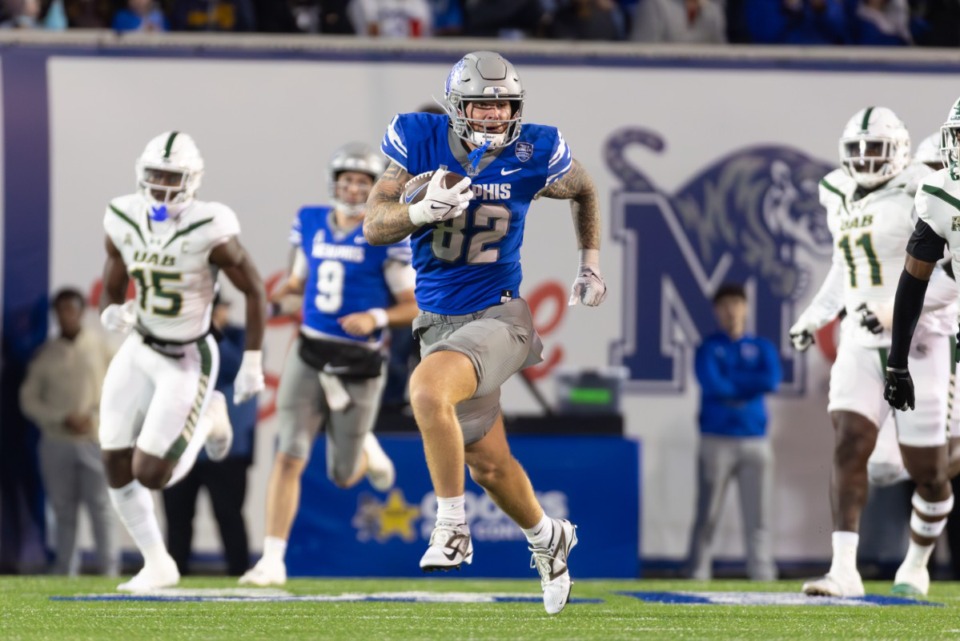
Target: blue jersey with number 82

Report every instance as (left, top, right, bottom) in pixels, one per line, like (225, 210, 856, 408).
(380, 112, 571, 315)
(291, 206, 411, 344)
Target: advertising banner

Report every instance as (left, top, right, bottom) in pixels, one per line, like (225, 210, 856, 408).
(287, 435, 640, 578)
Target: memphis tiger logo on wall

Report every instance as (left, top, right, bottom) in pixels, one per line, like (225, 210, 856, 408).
(605, 127, 834, 394)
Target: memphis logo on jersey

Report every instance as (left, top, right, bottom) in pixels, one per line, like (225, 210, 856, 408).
(311, 229, 365, 263)
(606, 127, 834, 393)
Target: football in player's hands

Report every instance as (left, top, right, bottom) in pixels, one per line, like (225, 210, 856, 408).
(400, 169, 469, 205)
(404, 168, 474, 226)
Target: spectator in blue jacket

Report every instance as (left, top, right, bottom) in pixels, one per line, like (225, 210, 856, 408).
(687, 283, 782, 581)
(112, 0, 167, 32)
(742, 0, 850, 44)
(163, 294, 258, 576)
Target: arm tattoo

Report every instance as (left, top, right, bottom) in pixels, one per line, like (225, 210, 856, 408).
(536, 159, 601, 250)
(363, 161, 419, 245)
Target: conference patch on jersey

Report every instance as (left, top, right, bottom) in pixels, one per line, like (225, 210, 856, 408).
(52, 589, 603, 605)
(515, 141, 533, 162)
(618, 591, 940, 607)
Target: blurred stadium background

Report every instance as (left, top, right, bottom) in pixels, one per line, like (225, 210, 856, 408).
(1, 8, 959, 585)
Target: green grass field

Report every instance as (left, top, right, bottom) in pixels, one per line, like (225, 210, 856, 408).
(3, 577, 960, 641)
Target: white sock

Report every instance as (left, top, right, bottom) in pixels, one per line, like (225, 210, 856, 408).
(436, 495, 466, 525)
(902, 539, 935, 569)
(829, 531, 859, 574)
(262, 536, 288, 565)
(522, 513, 552, 549)
(363, 433, 389, 470)
(108, 480, 169, 566)
(166, 413, 214, 488)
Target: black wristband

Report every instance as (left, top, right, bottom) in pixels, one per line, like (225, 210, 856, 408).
(888, 269, 929, 369)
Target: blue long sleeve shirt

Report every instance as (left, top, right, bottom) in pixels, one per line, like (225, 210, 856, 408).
(695, 332, 782, 438)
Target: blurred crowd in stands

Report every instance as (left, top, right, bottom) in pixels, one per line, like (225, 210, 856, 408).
(0, 0, 957, 48)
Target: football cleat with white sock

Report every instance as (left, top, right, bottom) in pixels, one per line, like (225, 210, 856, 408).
(117, 555, 180, 593)
(892, 564, 929, 596)
(802, 569, 865, 597)
(529, 518, 578, 615)
(363, 433, 395, 492)
(419, 522, 473, 571)
(238, 557, 287, 587)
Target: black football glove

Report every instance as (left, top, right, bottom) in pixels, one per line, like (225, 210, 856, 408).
(883, 367, 915, 411)
(856, 303, 883, 335)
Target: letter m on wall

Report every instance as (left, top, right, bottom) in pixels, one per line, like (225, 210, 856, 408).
(610, 193, 799, 393)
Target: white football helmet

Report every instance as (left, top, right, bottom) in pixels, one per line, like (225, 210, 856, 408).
(328, 142, 385, 218)
(915, 132, 944, 170)
(941, 97, 960, 180)
(838, 107, 910, 189)
(442, 51, 524, 150)
(136, 131, 204, 221)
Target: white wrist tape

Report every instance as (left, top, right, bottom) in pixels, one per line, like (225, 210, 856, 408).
(241, 350, 263, 370)
(369, 308, 389, 329)
(578, 248, 600, 271)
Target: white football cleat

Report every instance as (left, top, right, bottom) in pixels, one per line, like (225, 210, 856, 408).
(204, 391, 233, 462)
(419, 522, 473, 571)
(530, 518, 578, 615)
(802, 569, 865, 597)
(892, 564, 929, 596)
(238, 558, 287, 587)
(363, 433, 395, 492)
(117, 556, 180, 593)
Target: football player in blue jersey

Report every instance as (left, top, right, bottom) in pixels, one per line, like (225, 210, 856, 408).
(240, 143, 419, 587)
(364, 51, 607, 615)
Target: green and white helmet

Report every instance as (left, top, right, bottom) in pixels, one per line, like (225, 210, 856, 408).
(838, 106, 910, 189)
(329, 142, 384, 217)
(940, 97, 960, 179)
(443, 51, 524, 149)
(136, 131, 204, 220)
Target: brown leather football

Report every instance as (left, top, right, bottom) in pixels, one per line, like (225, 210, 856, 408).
(400, 169, 468, 205)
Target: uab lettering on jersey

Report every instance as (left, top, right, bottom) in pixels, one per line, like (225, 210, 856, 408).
(607, 127, 833, 393)
(132, 251, 177, 267)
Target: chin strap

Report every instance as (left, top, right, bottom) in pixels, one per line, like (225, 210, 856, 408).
(467, 140, 491, 171)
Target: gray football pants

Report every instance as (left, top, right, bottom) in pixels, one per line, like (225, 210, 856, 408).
(686, 434, 777, 581)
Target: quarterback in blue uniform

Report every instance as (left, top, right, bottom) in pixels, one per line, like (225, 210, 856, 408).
(365, 51, 607, 614)
(240, 143, 418, 587)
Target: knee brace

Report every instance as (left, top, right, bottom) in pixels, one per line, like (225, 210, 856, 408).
(910, 492, 954, 538)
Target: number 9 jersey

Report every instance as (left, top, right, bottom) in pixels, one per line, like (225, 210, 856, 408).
(291, 206, 413, 345)
(380, 112, 572, 315)
(103, 193, 241, 342)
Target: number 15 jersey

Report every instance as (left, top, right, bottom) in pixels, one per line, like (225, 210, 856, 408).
(380, 112, 572, 315)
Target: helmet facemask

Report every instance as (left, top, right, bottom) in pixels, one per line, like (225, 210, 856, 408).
(839, 137, 902, 189)
(941, 123, 960, 180)
(447, 94, 523, 150)
(137, 166, 199, 221)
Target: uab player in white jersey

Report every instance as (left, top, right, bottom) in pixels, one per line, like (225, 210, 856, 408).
(98, 131, 266, 592)
(789, 107, 956, 597)
(886, 100, 960, 596)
